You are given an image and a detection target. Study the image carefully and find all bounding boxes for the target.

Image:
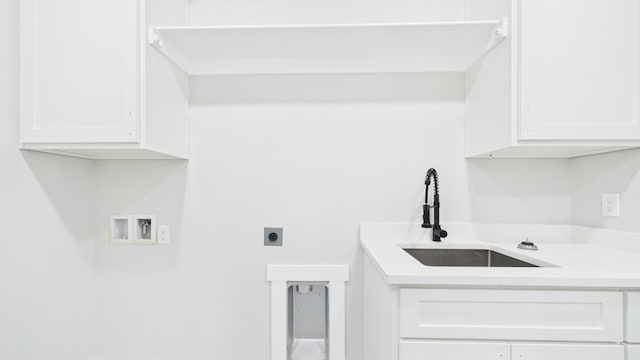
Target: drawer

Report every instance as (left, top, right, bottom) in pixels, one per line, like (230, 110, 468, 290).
(512, 343, 624, 360)
(626, 292, 640, 342)
(399, 341, 623, 360)
(399, 340, 509, 360)
(399, 289, 623, 342)
(627, 344, 640, 360)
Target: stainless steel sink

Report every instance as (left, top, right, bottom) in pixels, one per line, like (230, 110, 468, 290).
(403, 248, 539, 267)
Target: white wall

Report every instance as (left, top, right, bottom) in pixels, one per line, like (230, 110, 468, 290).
(0, 1, 95, 358)
(187, 0, 468, 25)
(4, 0, 637, 357)
(92, 72, 571, 360)
(2, 1, 579, 359)
(571, 148, 640, 233)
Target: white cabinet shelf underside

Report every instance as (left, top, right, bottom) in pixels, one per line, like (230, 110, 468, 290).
(466, 143, 640, 159)
(149, 20, 507, 75)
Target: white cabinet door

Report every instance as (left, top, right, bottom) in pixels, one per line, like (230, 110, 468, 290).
(511, 343, 624, 360)
(399, 340, 509, 360)
(20, 0, 139, 144)
(518, 0, 640, 141)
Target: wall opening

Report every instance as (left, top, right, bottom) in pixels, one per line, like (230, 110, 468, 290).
(267, 265, 348, 360)
(287, 283, 329, 360)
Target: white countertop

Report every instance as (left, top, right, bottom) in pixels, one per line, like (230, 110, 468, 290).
(360, 223, 640, 288)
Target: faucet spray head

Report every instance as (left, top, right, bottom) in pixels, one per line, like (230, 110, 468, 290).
(423, 168, 447, 241)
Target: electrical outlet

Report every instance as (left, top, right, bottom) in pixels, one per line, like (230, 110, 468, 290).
(602, 193, 620, 217)
(264, 227, 283, 246)
(157, 225, 170, 245)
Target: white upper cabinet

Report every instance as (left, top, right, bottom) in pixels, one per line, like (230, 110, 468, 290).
(20, 0, 138, 144)
(22, 0, 635, 159)
(466, 0, 640, 158)
(519, 0, 640, 141)
(20, 0, 189, 159)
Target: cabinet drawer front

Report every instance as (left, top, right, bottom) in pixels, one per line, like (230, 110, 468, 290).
(627, 344, 640, 360)
(627, 292, 640, 342)
(399, 289, 622, 342)
(512, 343, 624, 360)
(399, 340, 509, 360)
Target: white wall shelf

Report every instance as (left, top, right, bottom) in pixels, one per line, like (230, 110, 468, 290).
(149, 19, 508, 75)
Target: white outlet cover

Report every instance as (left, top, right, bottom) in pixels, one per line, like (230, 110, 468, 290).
(157, 225, 170, 245)
(602, 193, 620, 217)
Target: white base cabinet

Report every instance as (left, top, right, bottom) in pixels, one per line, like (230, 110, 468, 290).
(20, 0, 189, 159)
(364, 257, 631, 360)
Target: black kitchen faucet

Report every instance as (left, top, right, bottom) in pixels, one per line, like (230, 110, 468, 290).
(422, 168, 448, 242)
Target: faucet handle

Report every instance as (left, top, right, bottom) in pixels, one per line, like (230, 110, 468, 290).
(421, 204, 432, 228)
(434, 228, 448, 239)
(432, 225, 448, 242)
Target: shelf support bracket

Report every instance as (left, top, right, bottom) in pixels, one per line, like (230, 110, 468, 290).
(469, 17, 509, 70)
(494, 17, 509, 41)
(147, 25, 192, 74)
(487, 17, 508, 52)
(148, 26, 164, 48)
